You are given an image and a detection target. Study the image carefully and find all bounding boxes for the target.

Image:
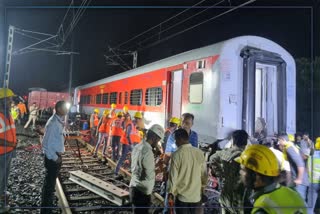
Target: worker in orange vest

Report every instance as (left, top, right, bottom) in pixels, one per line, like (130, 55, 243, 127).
(89, 108, 100, 146)
(93, 109, 110, 158)
(114, 113, 132, 177)
(17, 101, 27, 122)
(0, 88, 17, 213)
(110, 112, 124, 161)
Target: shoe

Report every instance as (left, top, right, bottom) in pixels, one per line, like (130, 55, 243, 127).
(92, 154, 97, 158)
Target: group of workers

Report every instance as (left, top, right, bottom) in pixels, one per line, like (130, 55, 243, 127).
(1, 87, 320, 214)
(10, 100, 39, 129)
(86, 104, 320, 214)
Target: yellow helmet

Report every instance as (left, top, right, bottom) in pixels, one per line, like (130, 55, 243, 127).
(94, 108, 100, 114)
(169, 117, 180, 125)
(288, 134, 295, 142)
(103, 109, 110, 116)
(134, 112, 143, 119)
(123, 106, 128, 113)
(111, 103, 116, 109)
(234, 144, 279, 177)
(116, 111, 123, 117)
(315, 137, 320, 150)
(0, 88, 15, 99)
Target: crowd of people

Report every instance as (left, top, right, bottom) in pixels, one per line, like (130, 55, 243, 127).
(1, 87, 320, 214)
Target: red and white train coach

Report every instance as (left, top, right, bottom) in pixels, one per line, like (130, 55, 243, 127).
(74, 35, 296, 145)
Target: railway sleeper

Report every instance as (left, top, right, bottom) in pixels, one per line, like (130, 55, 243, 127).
(69, 170, 130, 206)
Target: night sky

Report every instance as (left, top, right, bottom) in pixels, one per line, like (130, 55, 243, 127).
(1, 0, 319, 95)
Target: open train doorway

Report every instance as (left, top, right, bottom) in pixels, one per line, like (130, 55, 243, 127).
(255, 63, 278, 136)
(241, 47, 287, 137)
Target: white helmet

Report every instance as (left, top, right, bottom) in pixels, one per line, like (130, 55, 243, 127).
(148, 124, 165, 140)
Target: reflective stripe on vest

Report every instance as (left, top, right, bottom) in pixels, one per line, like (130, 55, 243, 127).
(0, 113, 17, 155)
(111, 118, 123, 136)
(251, 186, 307, 214)
(130, 121, 141, 144)
(11, 108, 18, 120)
(308, 152, 320, 183)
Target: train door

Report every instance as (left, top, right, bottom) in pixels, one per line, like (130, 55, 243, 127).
(170, 70, 183, 119)
(255, 63, 278, 136)
(241, 47, 287, 136)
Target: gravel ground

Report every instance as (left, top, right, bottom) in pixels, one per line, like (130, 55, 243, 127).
(6, 126, 60, 214)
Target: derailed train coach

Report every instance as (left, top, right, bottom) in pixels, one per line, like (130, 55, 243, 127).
(74, 35, 296, 146)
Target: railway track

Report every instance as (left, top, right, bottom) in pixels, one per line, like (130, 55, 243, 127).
(55, 138, 164, 214)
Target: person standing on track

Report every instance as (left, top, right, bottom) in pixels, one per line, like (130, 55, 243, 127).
(129, 124, 164, 214)
(110, 112, 124, 161)
(93, 109, 110, 158)
(40, 101, 68, 214)
(89, 108, 99, 146)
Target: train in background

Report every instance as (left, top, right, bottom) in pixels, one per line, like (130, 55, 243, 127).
(28, 90, 70, 109)
(73, 35, 296, 146)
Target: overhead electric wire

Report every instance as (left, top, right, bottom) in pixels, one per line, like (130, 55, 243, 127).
(138, 0, 256, 51)
(62, 0, 91, 45)
(114, 0, 210, 49)
(14, 30, 58, 46)
(129, 0, 225, 50)
(65, 0, 92, 40)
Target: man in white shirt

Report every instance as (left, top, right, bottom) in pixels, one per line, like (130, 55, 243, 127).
(40, 101, 68, 214)
(167, 128, 207, 214)
(129, 124, 164, 214)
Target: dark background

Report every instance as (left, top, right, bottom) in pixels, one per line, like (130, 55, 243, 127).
(0, 0, 319, 137)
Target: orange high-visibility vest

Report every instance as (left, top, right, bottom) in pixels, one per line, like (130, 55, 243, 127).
(94, 115, 99, 127)
(0, 113, 17, 155)
(130, 121, 141, 144)
(18, 103, 27, 114)
(111, 118, 124, 137)
(120, 120, 131, 145)
(98, 116, 111, 133)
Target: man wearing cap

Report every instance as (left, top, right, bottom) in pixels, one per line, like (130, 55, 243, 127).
(129, 124, 164, 214)
(236, 144, 307, 214)
(0, 88, 17, 213)
(167, 128, 207, 214)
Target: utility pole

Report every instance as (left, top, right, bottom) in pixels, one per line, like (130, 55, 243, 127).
(68, 34, 74, 103)
(4, 25, 15, 88)
(0, 1, 5, 87)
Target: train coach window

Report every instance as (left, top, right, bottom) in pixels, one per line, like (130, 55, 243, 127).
(86, 95, 91, 104)
(96, 94, 102, 104)
(102, 93, 108, 104)
(110, 92, 118, 104)
(130, 89, 142, 106)
(119, 92, 122, 104)
(197, 60, 206, 69)
(124, 92, 128, 104)
(146, 87, 162, 106)
(189, 72, 203, 103)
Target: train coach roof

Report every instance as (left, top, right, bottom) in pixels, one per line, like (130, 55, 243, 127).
(77, 35, 293, 89)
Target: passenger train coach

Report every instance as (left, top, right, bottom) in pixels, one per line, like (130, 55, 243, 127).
(74, 35, 296, 146)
